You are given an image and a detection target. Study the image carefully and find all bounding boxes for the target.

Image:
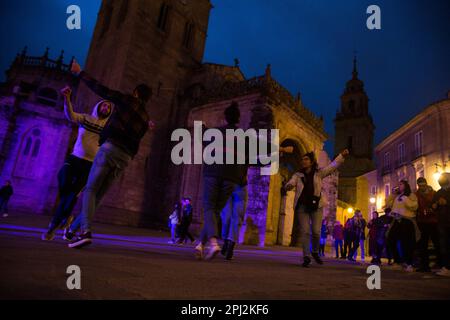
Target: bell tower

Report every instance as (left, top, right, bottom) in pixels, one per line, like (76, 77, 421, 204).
(77, 0, 213, 226)
(334, 56, 375, 205)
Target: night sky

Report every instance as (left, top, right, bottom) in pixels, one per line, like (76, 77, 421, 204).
(1, 0, 449, 155)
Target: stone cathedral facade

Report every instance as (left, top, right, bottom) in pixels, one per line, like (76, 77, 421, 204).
(0, 0, 339, 246)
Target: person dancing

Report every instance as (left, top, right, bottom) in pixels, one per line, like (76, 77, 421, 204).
(42, 86, 112, 241)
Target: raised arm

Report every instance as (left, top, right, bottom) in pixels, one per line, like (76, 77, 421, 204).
(285, 172, 300, 191)
(71, 60, 129, 106)
(61, 86, 84, 124)
(319, 149, 349, 178)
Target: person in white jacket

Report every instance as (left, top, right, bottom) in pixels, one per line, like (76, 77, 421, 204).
(285, 149, 349, 267)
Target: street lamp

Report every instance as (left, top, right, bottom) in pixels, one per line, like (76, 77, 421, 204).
(347, 207, 354, 214)
(433, 162, 448, 182)
(369, 197, 376, 204)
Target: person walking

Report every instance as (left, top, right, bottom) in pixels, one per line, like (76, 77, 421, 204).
(168, 203, 181, 244)
(285, 148, 349, 267)
(0, 180, 13, 218)
(319, 219, 328, 257)
(367, 211, 379, 259)
(177, 197, 195, 244)
(332, 220, 344, 258)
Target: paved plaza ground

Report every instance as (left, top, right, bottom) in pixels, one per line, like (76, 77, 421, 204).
(1, 213, 449, 299)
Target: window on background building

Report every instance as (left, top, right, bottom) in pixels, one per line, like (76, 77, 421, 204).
(14, 128, 42, 179)
(370, 185, 377, 196)
(398, 142, 405, 164)
(182, 21, 195, 49)
(384, 152, 390, 170)
(384, 183, 390, 199)
(157, 3, 170, 32)
(414, 131, 423, 157)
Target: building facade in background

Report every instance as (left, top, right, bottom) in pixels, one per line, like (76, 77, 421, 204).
(374, 94, 450, 207)
(0, 0, 337, 247)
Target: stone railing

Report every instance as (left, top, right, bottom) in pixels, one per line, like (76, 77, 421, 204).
(190, 73, 324, 132)
(11, 48, 73, 73)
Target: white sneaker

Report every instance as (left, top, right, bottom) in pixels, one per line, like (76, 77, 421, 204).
(404, 265, 414, 272)
(167, 240, 175, 244)
(436, 267, 450, 277)
(2, 214, 8, 218)
(194, 243, 204, 260)
(205, 240, 221, 261)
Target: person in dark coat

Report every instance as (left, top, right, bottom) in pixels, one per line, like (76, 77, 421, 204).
(0, 180, 13, 217)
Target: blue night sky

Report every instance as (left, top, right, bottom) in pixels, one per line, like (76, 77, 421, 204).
(1, 0, 449, 155)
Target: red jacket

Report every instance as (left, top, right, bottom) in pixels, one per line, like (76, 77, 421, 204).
(416, 187, 437, 224)
(333, 224, 344, 240)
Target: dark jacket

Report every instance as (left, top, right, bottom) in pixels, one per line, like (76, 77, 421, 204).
(0, 185, 13, 200)
(181, 204, 193, 225)
(202, 125, 249, 185)
(416, 187, 437, 224)
(78, 71, 149, 157)
(433, 188, 450, 226)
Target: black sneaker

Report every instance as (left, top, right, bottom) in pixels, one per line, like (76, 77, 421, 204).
(302, 256, 312, 268)
(312, 253, 324, 265)
(221, 239, 229, 256)
(225, 241, 235, 260)
(63, 228, 75, 241)
(68, 232, 92, 249)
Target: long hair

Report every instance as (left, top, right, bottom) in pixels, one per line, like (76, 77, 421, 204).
(400, 179, 412, 196)
(300, 152, 318, 173)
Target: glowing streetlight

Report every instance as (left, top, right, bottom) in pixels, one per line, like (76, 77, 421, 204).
(347, 207, 354, 214)
(369, 197, 376, 204)
(433, 171, 442, 182)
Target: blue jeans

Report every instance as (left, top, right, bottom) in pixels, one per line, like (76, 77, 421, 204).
(297, 205, 323, 257)
(200, 176, 237, 243)
(335, 239, 343, 257)
(70, 142, 131, 233)
(353, 239, 366, 260)
(48, 155, 92, 231)
(221, 185, 248, 242)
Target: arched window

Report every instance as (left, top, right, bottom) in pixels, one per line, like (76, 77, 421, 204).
(182, 21, 195, 49)
(37, 87, 58, 106)
(157, 3, 171, 32)
(14, 128, 42, 179)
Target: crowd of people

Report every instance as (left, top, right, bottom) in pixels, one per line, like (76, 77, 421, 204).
(327, 175, 450, 276)
(1, 58, 448, 277)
